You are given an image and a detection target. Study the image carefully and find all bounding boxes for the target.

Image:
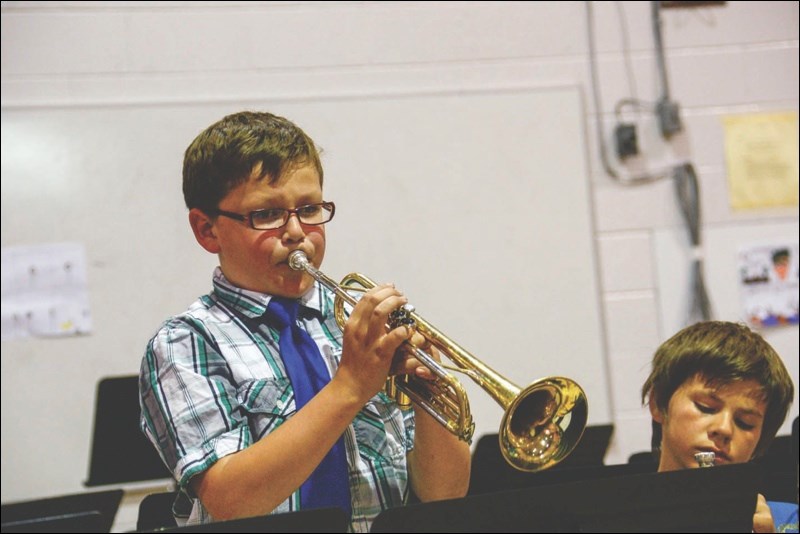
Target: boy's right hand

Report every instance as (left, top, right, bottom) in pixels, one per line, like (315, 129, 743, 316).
(335, 283, 412, 403)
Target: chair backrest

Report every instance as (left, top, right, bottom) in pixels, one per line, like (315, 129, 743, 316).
(628, 450, 658, 466)
(0, 489, 122, 533)
(551, 423, 613, 469)
(137, 491, 179, 532)
(85, 375, 173, 487)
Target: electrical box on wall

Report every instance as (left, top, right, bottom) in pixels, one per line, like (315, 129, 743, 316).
(657, 99, 683, 138)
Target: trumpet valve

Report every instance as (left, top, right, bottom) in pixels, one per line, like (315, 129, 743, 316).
(385, 377, 412, 408)
(389, 304, 416, 330)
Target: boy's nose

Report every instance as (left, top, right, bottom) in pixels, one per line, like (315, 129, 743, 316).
(709, 412, 733, 442)
(282, 213, 306, 240)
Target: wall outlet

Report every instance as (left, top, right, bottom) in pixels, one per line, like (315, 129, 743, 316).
(614, 123, 639, 159)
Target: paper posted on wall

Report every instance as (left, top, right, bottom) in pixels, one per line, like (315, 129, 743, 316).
(1, 242, 93, 341)
(738, 242, 799, 328)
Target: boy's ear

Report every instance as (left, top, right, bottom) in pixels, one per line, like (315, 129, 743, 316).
(189, 208, 221, 254)
(648, 390, 665, 423)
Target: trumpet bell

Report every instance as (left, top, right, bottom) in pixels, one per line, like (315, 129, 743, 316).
(500, 377, 588, 472)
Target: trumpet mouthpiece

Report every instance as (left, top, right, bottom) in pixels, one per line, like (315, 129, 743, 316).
(288, 250, 309, 271)
(694, 451, 715, 467)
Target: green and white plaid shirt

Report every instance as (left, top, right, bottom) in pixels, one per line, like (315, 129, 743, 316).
(140, 267, 415, 532)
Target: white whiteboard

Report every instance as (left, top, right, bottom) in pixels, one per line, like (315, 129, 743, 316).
(0, 86, 610, 501)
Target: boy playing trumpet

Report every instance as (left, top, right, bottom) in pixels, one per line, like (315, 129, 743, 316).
(139, 111, 470, 532)
(642, 321, 797, 532)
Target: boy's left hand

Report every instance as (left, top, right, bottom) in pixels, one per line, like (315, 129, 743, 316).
(389, 331, 438, 380)
(753, 493, 776, 533)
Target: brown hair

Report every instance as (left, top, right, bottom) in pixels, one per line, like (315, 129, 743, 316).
(642, 321, 794, 459)
(182, 111, 323, 214)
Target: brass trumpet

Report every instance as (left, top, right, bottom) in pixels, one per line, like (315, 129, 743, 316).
(288, 250, 588, 472)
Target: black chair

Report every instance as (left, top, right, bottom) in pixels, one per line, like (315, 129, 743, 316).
(552, 423, 613, 469)
(136, 491, 179, 532)
(85, 375, 173, 487)
(0, 489, 122, 533)
(628, 450, 658, 466)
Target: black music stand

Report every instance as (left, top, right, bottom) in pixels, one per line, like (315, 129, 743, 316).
(752, 434, 798, 503)
(0, 489, 122, 533)
(1, 511, 105, 533)
(149, 507, 349, 533)
(471, 460, 656, 496)
(469, 424, 618, 495)
(372, 462, 760, 533)
(86, 375, 172, 487)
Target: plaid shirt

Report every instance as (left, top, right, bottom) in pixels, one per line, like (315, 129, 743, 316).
(140, 268, 415, 532)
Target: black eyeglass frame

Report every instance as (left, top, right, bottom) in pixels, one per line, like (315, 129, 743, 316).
(207, 201, 336, 230)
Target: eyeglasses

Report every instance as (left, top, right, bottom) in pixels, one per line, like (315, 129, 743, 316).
(208, 201, 335, 230)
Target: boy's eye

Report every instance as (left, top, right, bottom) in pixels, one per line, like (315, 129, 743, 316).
(252, 208, 286, 223)
(297, 205, 321, 217)
(695, 402, 716, 414)
(735, 419, 756, 431)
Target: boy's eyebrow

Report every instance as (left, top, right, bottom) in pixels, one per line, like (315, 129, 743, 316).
(705, 391, 765, 418)
(739, 408, 764, 418)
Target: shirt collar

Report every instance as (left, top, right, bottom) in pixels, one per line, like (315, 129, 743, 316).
(211, 266, 326, 321)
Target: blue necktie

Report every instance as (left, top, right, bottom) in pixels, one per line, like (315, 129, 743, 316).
(264, 297, 352, 517)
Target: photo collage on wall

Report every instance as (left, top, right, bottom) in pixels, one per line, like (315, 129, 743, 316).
(738, 242, 799, 328)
